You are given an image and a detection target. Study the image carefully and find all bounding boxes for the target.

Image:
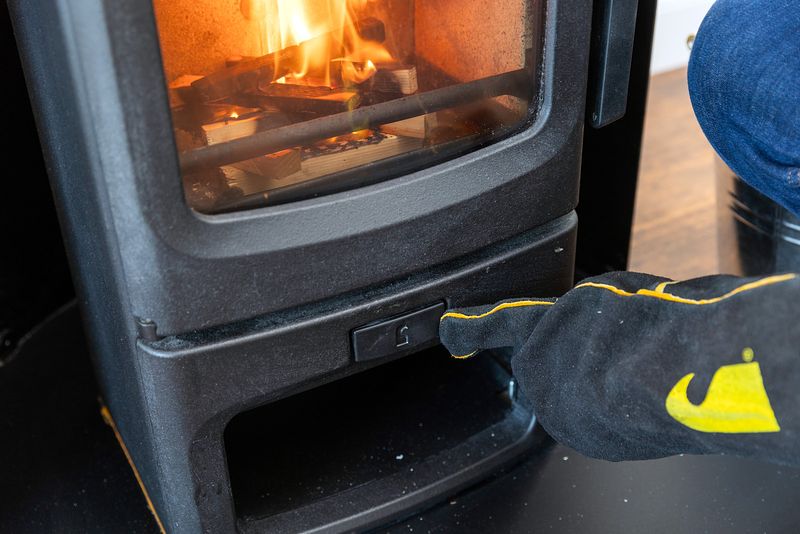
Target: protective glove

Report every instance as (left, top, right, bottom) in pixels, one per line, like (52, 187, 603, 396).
(439, 271, 800, 465)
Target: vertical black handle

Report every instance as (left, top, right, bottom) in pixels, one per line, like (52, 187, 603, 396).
(590, 0, 640, 128)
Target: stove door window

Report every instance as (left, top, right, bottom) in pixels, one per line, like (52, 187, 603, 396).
(152, 0, 543, 213)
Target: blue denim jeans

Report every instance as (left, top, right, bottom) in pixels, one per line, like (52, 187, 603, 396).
(688, 0, 800, 215)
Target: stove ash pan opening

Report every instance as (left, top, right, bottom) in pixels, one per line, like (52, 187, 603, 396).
(153, 0, 541, 213)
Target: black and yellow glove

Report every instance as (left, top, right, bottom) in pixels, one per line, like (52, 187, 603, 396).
(439, 271, 800, 465)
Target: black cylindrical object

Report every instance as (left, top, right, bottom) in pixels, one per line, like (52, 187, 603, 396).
(717, 157, 800, 276)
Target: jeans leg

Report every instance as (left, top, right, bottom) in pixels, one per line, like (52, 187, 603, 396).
(688, 0, 800, 216)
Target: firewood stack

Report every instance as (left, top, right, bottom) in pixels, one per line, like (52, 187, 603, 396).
(170, 16, 430, 209)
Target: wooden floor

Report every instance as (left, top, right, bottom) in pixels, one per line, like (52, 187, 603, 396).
(628, 68, 719, 279)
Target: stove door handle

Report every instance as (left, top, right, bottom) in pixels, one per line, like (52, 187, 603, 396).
(589, 0, 640, 128)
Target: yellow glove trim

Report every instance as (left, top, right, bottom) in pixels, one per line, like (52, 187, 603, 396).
(450, 351, 478, 360)
(575, 273, 796, 305)
(440, 300, 555, 322)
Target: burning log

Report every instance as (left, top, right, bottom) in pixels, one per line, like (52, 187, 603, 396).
(352, 17, 387, 44)
(227, 148, 302, 180)
(373, 64, 418, 95)
(179, 68, 532, 174)
(221, 148, 303, 193)
(243, 84, 361, 117)
(201, 110, 290, 144)
(191, 49, 292, 104)
(298, 130, 421, 179)
(168, 74, 202, 109)
(380, 115, 429, 139)
(260, 83, 335, 99)
(225, 56, 254, 68)
(190, 17, 386, 103)
(202, 110, 301, 181)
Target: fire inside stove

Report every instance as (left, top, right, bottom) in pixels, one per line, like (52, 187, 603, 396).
(153, 0, 541, 213)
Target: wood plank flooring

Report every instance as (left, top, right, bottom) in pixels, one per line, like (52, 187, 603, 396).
(628, 68, 719, 279)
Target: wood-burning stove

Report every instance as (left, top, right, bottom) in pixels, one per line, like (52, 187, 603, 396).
(8, 0, 646, 532)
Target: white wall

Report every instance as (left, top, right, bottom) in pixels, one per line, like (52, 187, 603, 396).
(650, 0, 716, 74)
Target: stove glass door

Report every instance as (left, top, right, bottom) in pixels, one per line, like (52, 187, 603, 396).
(152, 0, 543, 213)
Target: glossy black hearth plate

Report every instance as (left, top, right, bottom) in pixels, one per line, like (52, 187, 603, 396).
(387, 442, 800, 533)
(0, 304, 155, 534)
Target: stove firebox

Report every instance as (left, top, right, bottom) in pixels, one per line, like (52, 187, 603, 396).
(10, 0, 600, 531)
(154, 0, 538, 213)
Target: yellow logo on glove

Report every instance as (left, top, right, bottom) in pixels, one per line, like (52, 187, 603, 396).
(665, 348, 780, 433)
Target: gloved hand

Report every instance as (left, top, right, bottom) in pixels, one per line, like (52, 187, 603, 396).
(440, 271, 800, 465)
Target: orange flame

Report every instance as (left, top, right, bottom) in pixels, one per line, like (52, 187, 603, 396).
(260, 0, 391, 86)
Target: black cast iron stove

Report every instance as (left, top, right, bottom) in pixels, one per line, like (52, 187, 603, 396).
(8, 0, 647, 531)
